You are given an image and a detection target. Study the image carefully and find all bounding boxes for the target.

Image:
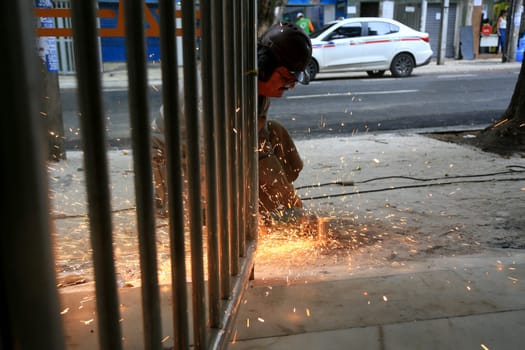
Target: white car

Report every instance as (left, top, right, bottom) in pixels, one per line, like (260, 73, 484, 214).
(307, 17, 433, 79)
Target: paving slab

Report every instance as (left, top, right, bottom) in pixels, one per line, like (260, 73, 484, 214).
(230, 326, 382, 350)
(230, 310, 525, 350)
(382, 310, 525, 350)
(59, 284, 197, 350)
(229, 263, 525, 349)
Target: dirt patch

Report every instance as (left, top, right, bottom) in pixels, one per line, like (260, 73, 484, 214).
(424, 128, 525, 158)
(423, 130, 482, 145)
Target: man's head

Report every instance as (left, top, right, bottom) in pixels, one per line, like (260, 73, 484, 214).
(258, 22, 312, 97)
(297, 12, 304, 19)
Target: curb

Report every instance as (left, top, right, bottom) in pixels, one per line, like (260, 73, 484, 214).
(58, 58, 522, 89)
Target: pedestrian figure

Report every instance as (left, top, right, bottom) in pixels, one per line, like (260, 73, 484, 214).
(497, 9, 508, 55)
(296, 12, 314, 35)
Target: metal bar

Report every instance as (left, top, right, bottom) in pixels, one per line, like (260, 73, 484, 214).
(180, 1, 207, 348)
(243, 0, 252, 244)
(200, 0, 222, 329)
(209, 241, 257, 349)
(70, 1, 123, 349)
(224, 0, 239, 277)
(247, 0, 259, 242)
(1, 1, 65, 348)
(122, 1, 163, 349)
(158, 0, 190, 349)
(6, 1, 261, 349)
(235, 0, 247, 256)
(212, 0, 231, 300)
(210, 5, 260, 346)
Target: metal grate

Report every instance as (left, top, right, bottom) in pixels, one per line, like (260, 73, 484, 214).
(3, 0, 258, 349)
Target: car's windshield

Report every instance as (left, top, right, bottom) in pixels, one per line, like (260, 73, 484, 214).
(309, 21, 339, 39)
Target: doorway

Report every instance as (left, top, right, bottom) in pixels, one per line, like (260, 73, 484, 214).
(360, 1, 379, 17)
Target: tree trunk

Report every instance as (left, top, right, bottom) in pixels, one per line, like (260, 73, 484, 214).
(474, 59, 525, 156)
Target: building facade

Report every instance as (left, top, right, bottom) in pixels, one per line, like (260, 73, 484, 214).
(47, 0, 513, 72)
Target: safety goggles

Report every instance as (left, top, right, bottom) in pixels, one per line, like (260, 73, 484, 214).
(291, 70, 310, 85)
(278, 67, 310, 86)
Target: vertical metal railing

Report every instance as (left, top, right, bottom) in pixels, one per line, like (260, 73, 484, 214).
(224, 0, 240, 278)
(236, 0, 247, 257)
(123, 0, 163, 349)
(4, 0, 258, 349)
(200, 0, 221, 333)
(2, 1, 66, 349)
(246, 0, 259, 244)
(180, 1, 208, 348)
(70, 1, 123, 349)
(157, 0, 191, 347)
(211, 0, 231, 304)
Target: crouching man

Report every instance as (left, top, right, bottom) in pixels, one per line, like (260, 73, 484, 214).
(257, 22, 314, 225)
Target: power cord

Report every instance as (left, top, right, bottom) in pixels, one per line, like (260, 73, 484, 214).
(53, 166, 525, 216)
(297, 165, 525, 201)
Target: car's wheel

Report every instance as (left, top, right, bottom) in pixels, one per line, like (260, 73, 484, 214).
(390, 53, 414, 77)
(306, 59, 318, 81)
(366, 70, 386, 78)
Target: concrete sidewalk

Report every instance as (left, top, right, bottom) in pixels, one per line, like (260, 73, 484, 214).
(225, 132, 525, 349)
(51, 57, 525, 349)
(50, 133, 525, 349)
(229, 259, 525, 349)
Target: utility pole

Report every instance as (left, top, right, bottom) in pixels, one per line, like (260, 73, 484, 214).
(437, 0, 449, 65)
(36, 0, 65, 161)
(420, 0, 428, 32)
(504, 0, 523, 62)
(472, 2, 482, 58)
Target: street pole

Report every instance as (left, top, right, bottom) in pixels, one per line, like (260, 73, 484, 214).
(504, 0, 523, 62)
(437, 0, 449, 65)
(420, 0, 428, 32)
(472, 3, 482, 58)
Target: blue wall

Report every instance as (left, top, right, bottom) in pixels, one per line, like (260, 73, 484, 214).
(99, 1, 160, 62)
(98, 0, 344, 62)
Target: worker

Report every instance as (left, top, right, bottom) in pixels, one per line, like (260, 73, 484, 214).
(151, 22, 315, 226)
(257, 22, 313, 224)
(296, 12, 314, 35)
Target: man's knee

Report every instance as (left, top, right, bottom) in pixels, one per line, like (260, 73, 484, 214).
(258, 154, 302, 213)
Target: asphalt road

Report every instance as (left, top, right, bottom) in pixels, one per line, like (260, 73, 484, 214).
(270, 69, 519, 138)
(60, 69, 519, 148)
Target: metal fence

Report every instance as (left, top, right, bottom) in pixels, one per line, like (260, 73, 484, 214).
(2, 0, 258, 349)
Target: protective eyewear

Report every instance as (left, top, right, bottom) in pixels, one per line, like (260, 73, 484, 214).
(291, 70, 310, 85)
